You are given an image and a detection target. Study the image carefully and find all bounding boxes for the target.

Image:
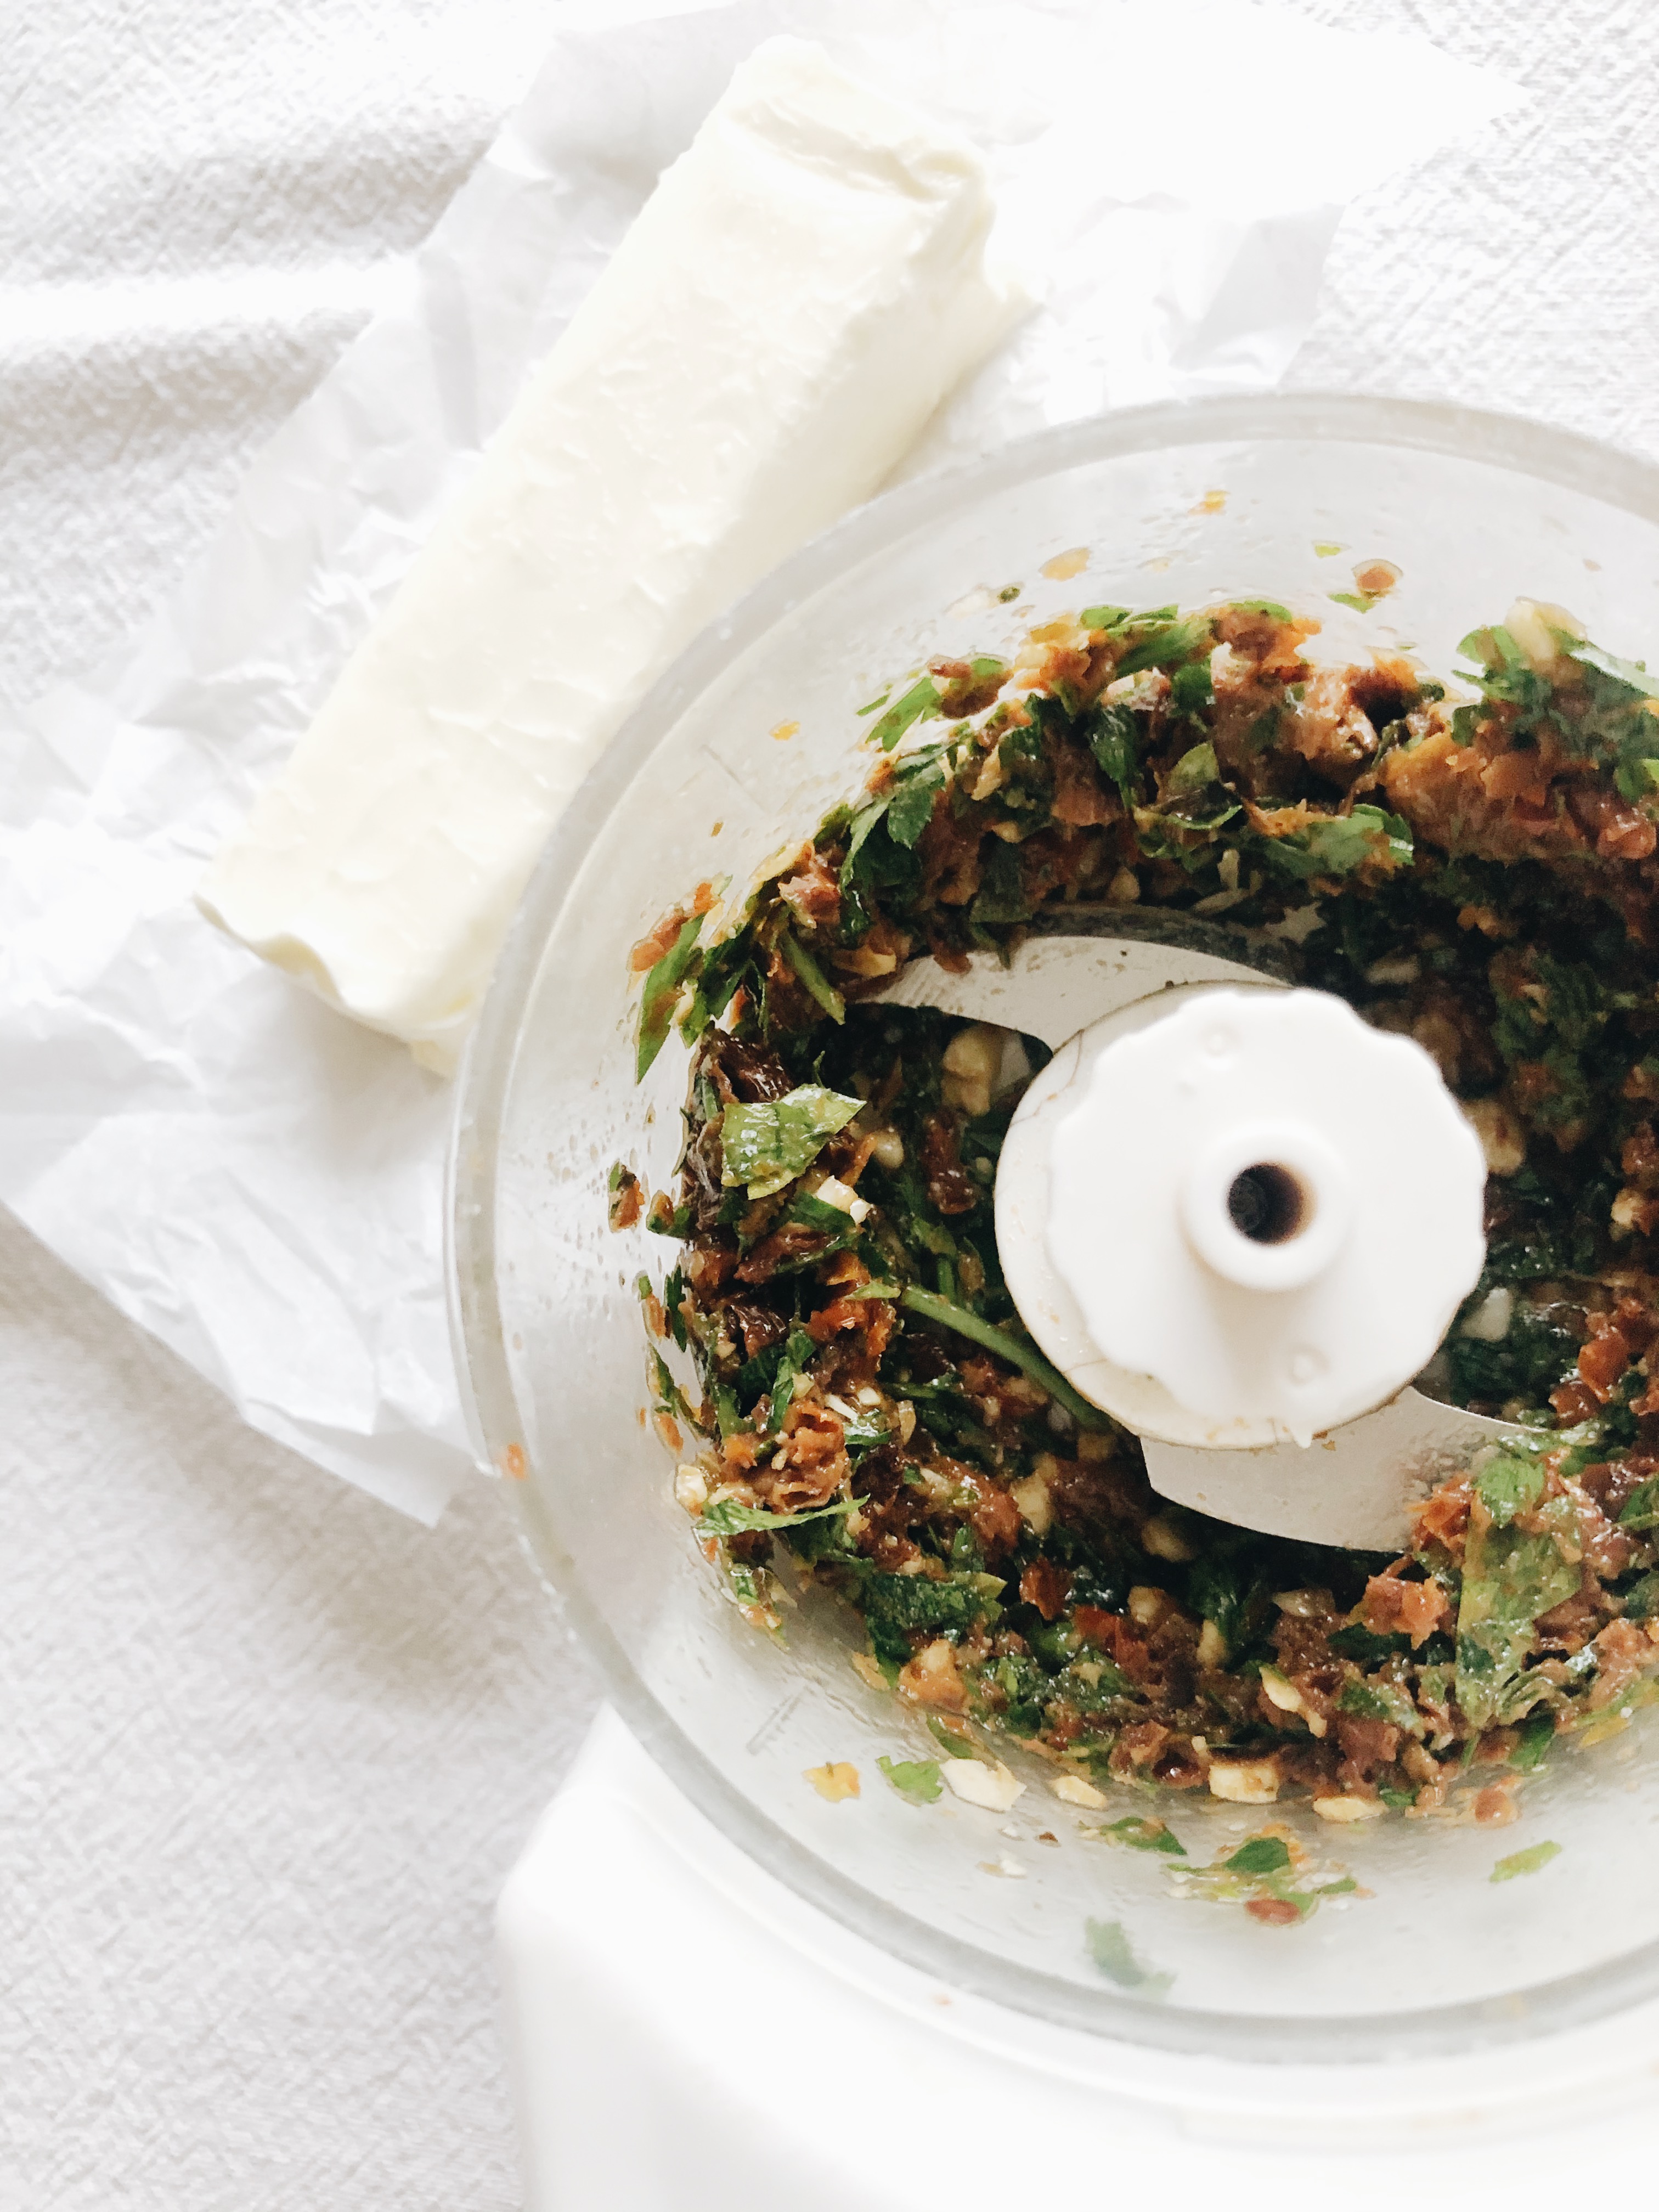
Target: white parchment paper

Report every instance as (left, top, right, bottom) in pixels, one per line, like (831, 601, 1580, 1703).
(0, 0, 1516, 1521)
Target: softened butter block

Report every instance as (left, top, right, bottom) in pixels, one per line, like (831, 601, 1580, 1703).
(196, 36, 1025, 1071)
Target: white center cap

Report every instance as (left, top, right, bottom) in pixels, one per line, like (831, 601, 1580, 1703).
(1178, 1113, 1352, 1294)
(996, 985, 1488, 1448)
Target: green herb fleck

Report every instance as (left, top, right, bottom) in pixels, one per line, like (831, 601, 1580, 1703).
(1225, 1836, 1291, 1876)
(898, 1285, 1109, 1432)
(1456, 1510, 1580, 1728)
(1165, 741, 1220, 796)
(1085, 1918, 1173, 1995)
(778, 930, 846, 1024)
(1566, 639, 1659, 698)
(860, 1570, 1003, 1659)
(1511, 1709, 1558, 1771)
(1097, 1816, 1187, 1857)
(1491, 1840, 1561, 1883)
(648, 1347, 690, 1420)
(1114, 612, 1212, 678)
(698, 1495, 860, 1537)
(885, 758, 947, 849)
(1476, 1450, 1548, 1526)
(877, 1756, 943, 1805)
(927, 1716, 980, 1759)
(1090, 703, 1138, 798)
(1260, 804, 1413, 881)
(720, 1085, 862, 1198)
(636, 913, 705, 1079)
(1338, 1677, 1419, 1731)
(870, 678, 942, 753)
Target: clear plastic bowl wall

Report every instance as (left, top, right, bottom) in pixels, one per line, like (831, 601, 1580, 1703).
(452, 396, 1659, 2061)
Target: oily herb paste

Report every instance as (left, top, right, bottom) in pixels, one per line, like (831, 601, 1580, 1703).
(629, 596, 1659, 1815)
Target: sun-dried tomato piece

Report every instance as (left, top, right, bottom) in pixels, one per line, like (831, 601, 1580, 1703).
(1019, 1558, 1074, 1622)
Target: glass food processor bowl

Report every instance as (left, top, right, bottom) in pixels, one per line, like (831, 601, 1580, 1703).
(450, 393, 1659, 2063)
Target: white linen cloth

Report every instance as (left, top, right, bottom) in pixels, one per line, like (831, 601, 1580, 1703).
(4, 1, 1657, 2205)
(0, 0, 1514, 1523)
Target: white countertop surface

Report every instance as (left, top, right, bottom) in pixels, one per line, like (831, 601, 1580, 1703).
(3, 1, 1656, 2202)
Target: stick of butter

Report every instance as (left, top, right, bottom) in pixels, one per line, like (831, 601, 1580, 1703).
(197, 36, 1025, 1073)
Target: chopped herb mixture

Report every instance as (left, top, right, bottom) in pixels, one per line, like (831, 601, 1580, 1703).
(631, 595, 1659, 1813)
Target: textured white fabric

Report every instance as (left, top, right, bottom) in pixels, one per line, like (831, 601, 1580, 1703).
(2, 0, 1657, 2204)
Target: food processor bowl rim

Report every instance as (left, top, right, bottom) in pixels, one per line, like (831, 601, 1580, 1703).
(450, 390, 1659, 2065)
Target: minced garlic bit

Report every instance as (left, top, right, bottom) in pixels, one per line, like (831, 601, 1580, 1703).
(1504, 595, 1585, 670)
(1010, 1470, 1053, 1537)
(940, 1023, 1005, 1120)
(1271, 1588, 1323, 1618)
(1208, 1759, 1282, 1805)
(1459, 1285, 1513, 1343)
(1141, 1514, 1197, 1564)
(1613, 1187, 1649, 1234)
(942, 1759, 1025, 1812)
(1462, 1094, 1526, 1176)
(968, 749, 1005, 803)
(1364, 955, 1420, 988)
(1259, 1666, 1327, 1737)
(804, 1762, 860, 1802)
(815, 1174, 871, 1224)
(1051, 1773, 1108, 1809)
(866, 1126, 905, 1170)
(1261, 903, 1324, 944)
(1311, 1795, 1387, 1823)
(899, 1637, 967, 1711)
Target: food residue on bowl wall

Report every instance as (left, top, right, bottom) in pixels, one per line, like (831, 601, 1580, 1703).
(1040, 546, 1091, 580)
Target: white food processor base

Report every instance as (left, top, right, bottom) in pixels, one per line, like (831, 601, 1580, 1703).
(500, 1709, 1659, 2209)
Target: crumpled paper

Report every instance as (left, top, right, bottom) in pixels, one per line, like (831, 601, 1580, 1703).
(0, 0, 1517, 1522)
